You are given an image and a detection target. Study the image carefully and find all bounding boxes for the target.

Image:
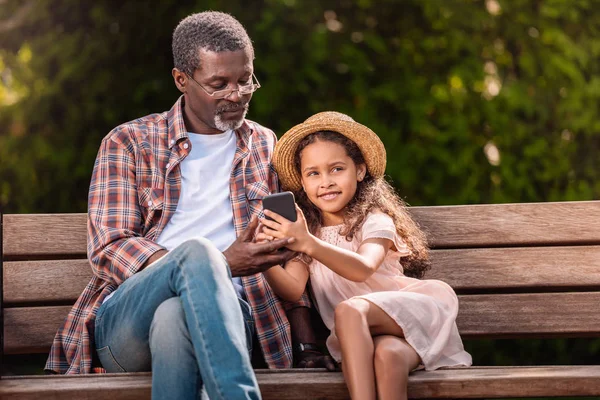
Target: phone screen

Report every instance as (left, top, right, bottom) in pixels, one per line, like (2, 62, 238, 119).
(262, 191, 297, 222)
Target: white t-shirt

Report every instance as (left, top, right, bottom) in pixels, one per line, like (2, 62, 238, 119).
(104, 130, 238, 304)
(157, 130, 237, 251)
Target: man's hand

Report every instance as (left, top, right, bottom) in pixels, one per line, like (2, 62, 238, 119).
(143, 249, 169, 269)
(223, 216, 297, 277)
(287, 306, 337, 371)
(295, 350, 337, 371)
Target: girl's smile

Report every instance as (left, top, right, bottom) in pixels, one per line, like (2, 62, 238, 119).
(318, 191, 341, 201)
(299, 139, 366, 226)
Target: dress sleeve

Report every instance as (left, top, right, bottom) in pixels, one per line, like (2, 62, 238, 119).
(360, 213, 411, 257)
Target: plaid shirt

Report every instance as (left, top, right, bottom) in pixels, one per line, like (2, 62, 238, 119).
(45, 96, 308, 374)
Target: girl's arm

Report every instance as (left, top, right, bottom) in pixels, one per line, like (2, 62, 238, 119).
(306, 236, 391, 282)
(263, 260, 309, 302)
(261, 207, 392, 282)
(255, 227, 309, 301)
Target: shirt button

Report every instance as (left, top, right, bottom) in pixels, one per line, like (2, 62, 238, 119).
(183, 143, 189, 149)
(166, 163, 171, 169)
(147, 200, 153, 207)
(170, 139, 175, 146)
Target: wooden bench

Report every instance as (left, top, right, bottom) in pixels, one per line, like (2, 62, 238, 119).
(2, 200, 600, 399)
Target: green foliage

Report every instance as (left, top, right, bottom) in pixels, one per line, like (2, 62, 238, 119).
(1, 0, 599, 374)
(1, 0, 599, 212)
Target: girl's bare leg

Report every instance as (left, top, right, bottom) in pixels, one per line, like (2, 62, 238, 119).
(373, 335, 420, 400)
(334, 298, 421, 400)
(335, 299, 377, 400)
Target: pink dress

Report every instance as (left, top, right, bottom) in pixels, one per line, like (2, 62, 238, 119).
(308, 212, 472, 370)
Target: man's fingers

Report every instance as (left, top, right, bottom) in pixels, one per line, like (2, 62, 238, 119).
(278, 248, 298, 264)
(253, 249, 297, 272)
(266, 248, 296, 262)
(324, 356, 337, 371)
(254, 237, 291, 253)
(241, 216, 259, 242)
(296, 354, 336, 371)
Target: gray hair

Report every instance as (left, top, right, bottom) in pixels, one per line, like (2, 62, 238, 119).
(172, 11, 254, 76)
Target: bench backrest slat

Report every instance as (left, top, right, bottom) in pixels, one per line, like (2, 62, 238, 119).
(4, 202, 600, 258)
(3, 260, 91, 304)
(428, 246, 600, 291)
(5, 291, 600, 354)
(4, 245, 600, 306)
(4, 305, 70, 354)
(3, 200, 600, 355)
(411, 201, 600, 248)
(2, 214, 87, 258)
(458, 292, 600, 337)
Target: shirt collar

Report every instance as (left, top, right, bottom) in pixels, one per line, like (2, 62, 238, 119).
(167, 96, 189, 149)
(167, 95, 253, 150)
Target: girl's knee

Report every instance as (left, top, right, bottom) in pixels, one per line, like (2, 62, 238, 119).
(374, 337, 418, 372)
(334, 298, 369, 325)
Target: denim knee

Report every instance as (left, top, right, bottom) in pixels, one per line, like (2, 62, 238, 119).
(176, 238, 231, 278)
(149, 297, 191, 355)
(178, 237, 223, 263)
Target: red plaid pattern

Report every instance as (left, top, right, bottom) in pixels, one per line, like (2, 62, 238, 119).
(45, 96, 308, 374)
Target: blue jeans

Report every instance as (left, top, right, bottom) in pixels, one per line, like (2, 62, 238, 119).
(94, 238, 260, 400)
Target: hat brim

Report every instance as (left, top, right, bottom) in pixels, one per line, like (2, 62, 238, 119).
(273, 115, 386, 192)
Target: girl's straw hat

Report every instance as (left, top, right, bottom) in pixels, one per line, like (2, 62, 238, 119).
(273, 111, 387, 192)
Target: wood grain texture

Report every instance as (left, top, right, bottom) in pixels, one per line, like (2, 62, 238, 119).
(410, 200, 600, 248)
(4, 306, 69, 354)
(4, 246, 600, 305)
(2, 214, 87, 257)
(6, 292, 600, 354)
(458, 292, 600, 337)
(3, 199, 600, 399)
(2, 367, 600, 399)
(427, 245, 600, 291)
(3, 201, 600, 258)
(3, 260, 92, 304)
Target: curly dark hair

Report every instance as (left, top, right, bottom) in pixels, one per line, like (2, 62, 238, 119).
(291, 131, 431, 279)
(172, 11, 254, 76)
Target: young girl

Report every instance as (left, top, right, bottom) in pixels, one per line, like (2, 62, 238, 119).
(260, 112, 472, 400)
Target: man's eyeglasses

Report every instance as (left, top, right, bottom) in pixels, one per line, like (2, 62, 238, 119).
(186, 73, 261, 99)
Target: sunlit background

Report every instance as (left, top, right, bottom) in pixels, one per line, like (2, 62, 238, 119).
(1, 0, 599, 376)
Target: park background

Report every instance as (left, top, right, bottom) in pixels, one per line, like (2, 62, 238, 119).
(1, 0, 599, 381)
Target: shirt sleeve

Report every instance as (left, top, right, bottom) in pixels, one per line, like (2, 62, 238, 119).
(360, 212, 411, 257)
(87, 131, 165, 286)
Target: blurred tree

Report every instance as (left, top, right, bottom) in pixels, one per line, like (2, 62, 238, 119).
(1, 0, 599, 373)
(1, 0, 599, 213)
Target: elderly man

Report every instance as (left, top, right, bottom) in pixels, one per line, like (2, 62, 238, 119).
(45, 11, 332, 400)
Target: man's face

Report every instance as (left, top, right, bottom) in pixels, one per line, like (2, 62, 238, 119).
(176, 48, 254, 133)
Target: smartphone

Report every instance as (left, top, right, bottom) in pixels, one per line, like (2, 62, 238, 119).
(262, 191, 297, 222)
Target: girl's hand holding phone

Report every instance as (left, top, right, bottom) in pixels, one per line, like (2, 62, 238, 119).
(254, 229, 273, 243)
(260, 205, 313, 253)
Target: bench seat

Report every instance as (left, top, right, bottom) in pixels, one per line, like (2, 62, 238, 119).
(3, 366, 600, 399)
(2, 201, 600, 398)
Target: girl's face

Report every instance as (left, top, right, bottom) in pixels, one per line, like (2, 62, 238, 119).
(299, 139, 366, 226)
